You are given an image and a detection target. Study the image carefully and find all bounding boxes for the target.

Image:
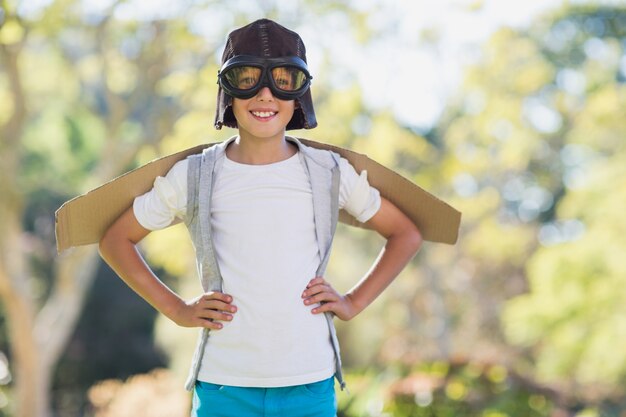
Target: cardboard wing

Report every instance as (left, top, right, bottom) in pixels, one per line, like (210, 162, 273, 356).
(55, 138, 461, 253)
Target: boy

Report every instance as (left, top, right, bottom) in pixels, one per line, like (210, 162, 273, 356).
(99, 19, 422, 417)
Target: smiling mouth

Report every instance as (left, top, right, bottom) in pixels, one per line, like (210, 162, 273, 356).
(251, 111, 277, 118)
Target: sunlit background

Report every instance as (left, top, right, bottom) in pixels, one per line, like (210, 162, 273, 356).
(1, 0, 626, 416)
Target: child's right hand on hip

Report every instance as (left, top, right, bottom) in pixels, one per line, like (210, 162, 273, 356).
(172, 292, 237, 330)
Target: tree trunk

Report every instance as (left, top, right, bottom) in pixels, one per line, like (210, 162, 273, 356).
(0, 210, 40, 417)
(0, 12, 179, 417)
(0, 214, 101, 417)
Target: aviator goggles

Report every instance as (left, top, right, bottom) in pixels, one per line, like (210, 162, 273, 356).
(218, 55, 312, 100)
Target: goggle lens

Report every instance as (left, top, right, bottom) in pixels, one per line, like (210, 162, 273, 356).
(271, 67, 308, 91)
(224, 66, 262, 90)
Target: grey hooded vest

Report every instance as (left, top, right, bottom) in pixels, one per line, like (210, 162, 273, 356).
(183, 136, 346, 391)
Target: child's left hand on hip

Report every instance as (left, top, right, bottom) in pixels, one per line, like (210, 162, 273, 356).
(302, 276, 358, 321)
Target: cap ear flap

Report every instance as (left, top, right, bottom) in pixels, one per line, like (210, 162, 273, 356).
(223, 105, 238, 128)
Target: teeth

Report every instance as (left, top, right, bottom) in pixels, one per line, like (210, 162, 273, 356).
(252, 111, 276, 118)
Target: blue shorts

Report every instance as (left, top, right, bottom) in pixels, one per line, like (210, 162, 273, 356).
(191, 377, 337, 417)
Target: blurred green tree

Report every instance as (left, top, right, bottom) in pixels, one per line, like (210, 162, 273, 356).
(428, 3, 626, 399)
(0, 1, 219, 415)
(499, 6, 626, 393)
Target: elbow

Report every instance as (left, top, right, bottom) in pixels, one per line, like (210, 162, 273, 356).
(387, 220, 422, 255)
(99, 223, 142, 260)
(396, 219, 422, 254)
(98, 207, 146, 262)
(407, 225, 423, 254)
(98, 226, 125, 260)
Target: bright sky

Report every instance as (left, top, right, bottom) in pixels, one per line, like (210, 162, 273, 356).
(298, 0, 571, 128)
(18, 0, 617, 128)
(339, 0, 567, 128)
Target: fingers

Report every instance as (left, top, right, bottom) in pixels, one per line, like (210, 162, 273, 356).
(302, 286, 339, 306)
(202, 291, 233, 304)
(302, 277, 340, 313)
(201, 299, 237, 315)
(198, 306, 235, 326)
(190, 291, 237, 330)
(311, 301, 339, 315)
(305, 276, 326, 289)
(303, 276, 332, 296)
(301, 277, 357, 320)
(302, 277, 332, 300)
(197, 318, 226, 330)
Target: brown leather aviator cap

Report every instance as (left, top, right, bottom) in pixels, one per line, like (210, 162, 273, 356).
(214, 19, 317, 130)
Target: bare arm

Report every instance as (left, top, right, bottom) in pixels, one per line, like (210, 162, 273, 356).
(99, 206, 236, 330)
(302, 197, 422, 320)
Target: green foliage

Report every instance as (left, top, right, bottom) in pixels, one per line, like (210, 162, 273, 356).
(338, 361, 558, 417)
(424, 2, 626, 396)
(497, 6, 626, 391)
(503, 159, 626, 386)
(340, 361, 626, 417)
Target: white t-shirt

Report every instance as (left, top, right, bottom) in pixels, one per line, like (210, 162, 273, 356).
(134, 150, 381, 387)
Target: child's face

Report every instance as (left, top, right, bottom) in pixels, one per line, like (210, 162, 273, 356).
(232, 86, 295, 141)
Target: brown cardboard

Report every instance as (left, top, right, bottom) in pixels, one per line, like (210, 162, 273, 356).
(55, 138, 461, 253)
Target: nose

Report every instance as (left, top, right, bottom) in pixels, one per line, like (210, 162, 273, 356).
(256, 86, 275, 101)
